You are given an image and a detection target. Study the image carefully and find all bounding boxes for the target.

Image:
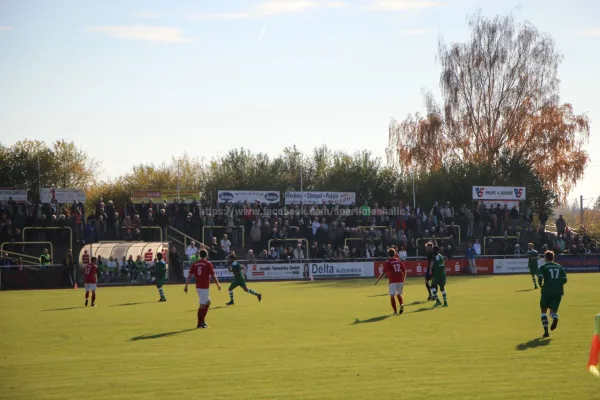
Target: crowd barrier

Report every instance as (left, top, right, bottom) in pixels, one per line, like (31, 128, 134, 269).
(182, 255, 600, 282)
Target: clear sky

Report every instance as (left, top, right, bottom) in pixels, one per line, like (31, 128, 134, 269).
(0, 0, 598, 205)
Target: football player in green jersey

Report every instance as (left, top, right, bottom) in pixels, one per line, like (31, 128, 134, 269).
(430, 246, 448, 307)
(225, 253, 262, 305)
(537, 251, 567, 337)
(153, 252, 167, 302)
(527, 243, 540, 289)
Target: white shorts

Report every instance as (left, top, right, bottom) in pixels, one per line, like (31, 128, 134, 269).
(84, 284, 97, 292)
(196, 288, 210, 305)
(389, 282, 404, 296)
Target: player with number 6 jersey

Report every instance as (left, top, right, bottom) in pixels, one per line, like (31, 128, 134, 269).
(374, 248, 406, 315)
(185, 249, 222, 328)
(84, 257, 98, 307)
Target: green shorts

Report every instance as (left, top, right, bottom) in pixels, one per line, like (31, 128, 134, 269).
(540, 293, 562, 311)
(228, 279, 247, 291)
(432, 275, 446, 287)
(155, 279, 165, 288)
(529, 266, 538, 275)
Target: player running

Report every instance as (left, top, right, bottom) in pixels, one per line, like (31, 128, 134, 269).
(537, 251, 567, 338)
(226, 254, 262, 305)
(185, 249, 222, 328)
(84, 256, 98, 307)
(153, 252, 167, 302)
(374, 248, 406, 315)
(425, 242, 434, 300)
(527, 243, 539, 289)
(430, 246, 448, 307)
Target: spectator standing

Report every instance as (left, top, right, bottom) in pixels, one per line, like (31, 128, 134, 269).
(40, 248, 51, 265)
(555, 215, 566, 235)
(185, 241, 197, 261)
(220, 234, 231, 256)
(169, 246, 183, 282)
(293, 243, 305, 261)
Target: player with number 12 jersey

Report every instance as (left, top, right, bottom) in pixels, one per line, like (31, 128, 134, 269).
(374, 248, 406, 315)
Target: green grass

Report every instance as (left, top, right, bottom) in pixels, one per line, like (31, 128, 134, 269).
(1, 275, 599, 400)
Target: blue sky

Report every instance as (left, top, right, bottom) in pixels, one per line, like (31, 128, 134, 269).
(0, 0, 598, 206)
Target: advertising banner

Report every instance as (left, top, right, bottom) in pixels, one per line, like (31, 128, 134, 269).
(554, 256, 600, 272)
(217, 190, 280, 204)
(493, 257, 543, 274)
(374, 258, 494, 277)
(183, 261, 235, 281)
(284, 191, 356, 205)
(40, 188, 86, 204)
(472, 186, 526, 200)
(310, 262, 374, 279)
(130, 190, 200, 204)
(0, 189, 28, 202)
(246, 262, 305, 280)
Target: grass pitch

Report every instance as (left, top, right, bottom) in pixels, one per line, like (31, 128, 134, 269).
(1, 275, 599, 400)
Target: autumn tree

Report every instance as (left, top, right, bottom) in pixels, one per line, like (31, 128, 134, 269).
(387, 12, 590, 200)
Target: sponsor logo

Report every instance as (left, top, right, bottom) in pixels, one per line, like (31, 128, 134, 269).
(475, 187, 485, 198)
(218, 192, 234, 201)
(514, 188, 523, 198)
(264, 192, 279, 202)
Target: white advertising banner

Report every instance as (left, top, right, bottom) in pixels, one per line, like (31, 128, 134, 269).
(284, 191, 356, 205)
(41, 188, 86, 204)
(0, 189, 28, 202)
(183, 266, 235, 281)
(310, 262, 374, 279)
(472, 186, 526, 201)
(217, 190, 280, 204)
(246, 263, 305, 280)
(493, 258, 542, 274)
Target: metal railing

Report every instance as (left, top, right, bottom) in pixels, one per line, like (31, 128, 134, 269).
(166, 226, 202, 250)
(202, 225, 245, 248)
(0, 249, 40, 265)
(120, 225, 163, 242)
(450, 224, 461, 244)
(483, 236, 518, 255)
(23, 226, 72, 250)
(1, 241, 54, 264)
(268, 238, 310, 259)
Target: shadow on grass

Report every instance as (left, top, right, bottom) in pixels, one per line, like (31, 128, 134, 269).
(407, 301, 427, 306)
(42, 307, 81, 312)
(111, 302, 153, 307)
(367, 294, 389, 298)
(129, 328, 197, 341)
(515, 289, 535, 293)
(516, 338, 552, 351)
(188, 306, 226, 312)
(352, 315, 392, 325)
(410, 307, 437, 313)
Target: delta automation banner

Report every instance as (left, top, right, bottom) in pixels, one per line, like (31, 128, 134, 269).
(472, 186, 526, 201)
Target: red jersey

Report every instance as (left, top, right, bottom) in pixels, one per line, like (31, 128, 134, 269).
(189, 259, 215, 289)
(84, 263, 98, 284)
(383, 257, 406, 283)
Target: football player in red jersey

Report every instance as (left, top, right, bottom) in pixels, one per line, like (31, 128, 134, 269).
(84, 256, 98, 307)
(374, 248, 406, 315)
(185, 249, 222, 328)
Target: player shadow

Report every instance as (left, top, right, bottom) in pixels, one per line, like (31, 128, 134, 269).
(406, 301, 427, 306)
(367, 294, 389, 298)
(42, 307, 81, 312)
(410, 307, 437, 313)
(129, 328, 197, 341)
(188, 306, 226, 312)
(515, 289, 535, 293)
(111, 302, 153, 307)
(515, 338, 552, 351)
(352, 315, 392, 325)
